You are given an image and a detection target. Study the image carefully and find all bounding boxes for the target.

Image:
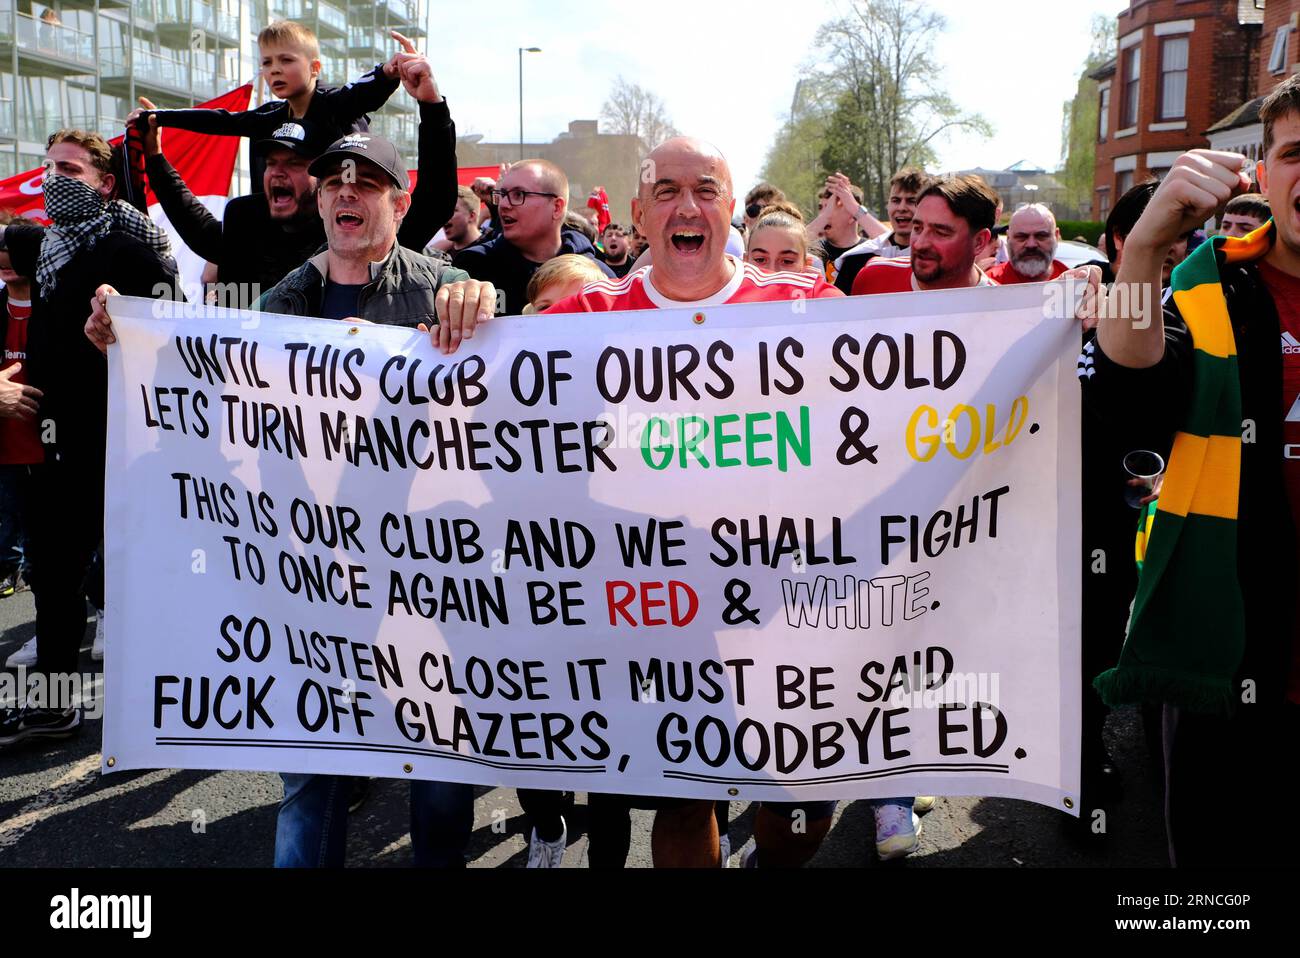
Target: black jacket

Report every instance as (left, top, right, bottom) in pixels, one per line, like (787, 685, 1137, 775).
(1081, 262, 1298, 708)
(452, 226, 613, 316)
(145, 100, 459, 294)
(3, 222, 181, 466)
(151, 65, 398, 143)
(0, 286, 12, 369)
(147, 172, 325, 297)
(602, 253, 635, 278)
(257, 242, 467, 326)
(150, 65, 401, 195)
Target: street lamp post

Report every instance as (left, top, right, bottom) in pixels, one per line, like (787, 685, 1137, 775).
(518, 46, 541, 160)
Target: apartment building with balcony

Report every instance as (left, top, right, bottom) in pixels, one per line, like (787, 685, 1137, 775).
(0, 0, 430, 186)
(269, 0, 425, 163)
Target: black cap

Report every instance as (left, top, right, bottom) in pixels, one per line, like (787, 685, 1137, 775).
(254, 119, 333, 159)
(308, 132, 409, 190)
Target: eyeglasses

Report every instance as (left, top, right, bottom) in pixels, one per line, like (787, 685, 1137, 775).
(745, 203, 763, 219)
(491, 187, 559, 207)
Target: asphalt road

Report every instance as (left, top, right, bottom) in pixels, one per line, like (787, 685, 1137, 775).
(0, 589, 1168, 868)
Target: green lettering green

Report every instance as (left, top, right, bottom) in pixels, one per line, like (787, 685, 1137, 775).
(776, 406, 811, 471)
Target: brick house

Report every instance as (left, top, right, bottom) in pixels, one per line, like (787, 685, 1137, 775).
(1207, 0, 1300, 165)
(459, 120, 643, 230)
(1090, 0, 1268, 222)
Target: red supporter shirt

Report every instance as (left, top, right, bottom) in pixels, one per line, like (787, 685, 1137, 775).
(544, 255, 844, 313)
(850, 256, 998, 295)
(985, 259, 1069, 285)
(1, 297, 43, 466)
(1259, 260, 1300, 704)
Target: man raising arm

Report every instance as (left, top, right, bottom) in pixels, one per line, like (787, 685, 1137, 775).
(1083, 74, 1300, 868)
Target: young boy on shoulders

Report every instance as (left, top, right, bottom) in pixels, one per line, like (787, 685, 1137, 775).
(140, 20, 416, 144)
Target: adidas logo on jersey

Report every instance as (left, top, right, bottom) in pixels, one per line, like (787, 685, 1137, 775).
(1283, 331, 1300, 355)
(1287, 391, 1300, 423)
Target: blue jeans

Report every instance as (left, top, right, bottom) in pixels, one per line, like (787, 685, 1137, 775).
(275, 774, 474, 867)
(870, 798, 914, 812)
(0, 464, 31, 578)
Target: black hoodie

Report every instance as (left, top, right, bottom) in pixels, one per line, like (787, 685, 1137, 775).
(452, 226, 614, 316)
(2, 221, 180, 467)
(144, 100, 460, 295)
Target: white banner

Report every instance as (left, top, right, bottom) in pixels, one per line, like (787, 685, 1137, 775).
(102, 285, 1082, 813)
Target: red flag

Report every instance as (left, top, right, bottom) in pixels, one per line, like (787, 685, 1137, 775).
(406, 166, 500, 192)
(0, 84, 253, 223)
(455, 165, 499, 187)
(587, 186, 610, 231)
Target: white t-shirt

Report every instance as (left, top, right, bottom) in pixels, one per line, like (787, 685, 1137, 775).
(834, 232, 910, 271)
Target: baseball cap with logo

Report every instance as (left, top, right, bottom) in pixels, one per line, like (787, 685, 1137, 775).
(308, 132, 410, 190)
(254, 119, 333, 159)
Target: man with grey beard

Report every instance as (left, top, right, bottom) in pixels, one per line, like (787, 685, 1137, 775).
(987, 203, 1068, 284)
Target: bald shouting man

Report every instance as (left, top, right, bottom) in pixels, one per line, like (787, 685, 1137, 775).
(545, 137, 842, 869)
(986, 203, 1068, 284)
(517, 139, 842, 871)
(451, 158, 612, 316)
(547, 137, 841, 312)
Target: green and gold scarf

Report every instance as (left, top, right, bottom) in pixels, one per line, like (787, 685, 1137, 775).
(1095, 220, 1275, 714)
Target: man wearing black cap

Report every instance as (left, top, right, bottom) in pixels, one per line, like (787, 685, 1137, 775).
(261, 130, 476, 866)
(82, 126, 493, 861)
(88, 125, 493, 354)
(141, 113, 327, 296)
(133, 53, 458, 299)
(251, 129, 493, 341)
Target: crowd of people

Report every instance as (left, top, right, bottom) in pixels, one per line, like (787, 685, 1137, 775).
(1, 16, 1297, 869)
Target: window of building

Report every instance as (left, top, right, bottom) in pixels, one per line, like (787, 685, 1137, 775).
(66, 85, 97, 129)
(1269, 25, 1293, 75)
(17, 75, 68, 143)
(1098, 85, 1110, 141)
(1122, 45, 1141, 128)
(1159, 37, 1188, 120)
(1097, 187, 1111, 220)
(1116, 170, 1135, 196)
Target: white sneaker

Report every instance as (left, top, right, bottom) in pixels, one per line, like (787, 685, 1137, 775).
(526, 817, 566, 868)
(5, 636, 37, 669)
(719, 833, 731, 867)
(91, 610, 105, 662)
(874, 803, 921, 861)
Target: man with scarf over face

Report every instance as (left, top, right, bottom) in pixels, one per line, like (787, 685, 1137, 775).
(0, 129, 179, 747)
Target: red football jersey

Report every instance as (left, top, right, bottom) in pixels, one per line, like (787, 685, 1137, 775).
(1259, 260, 1300, 705)
(851, 256, 998, 295)
(544, 256, 843, 313)
(0, 297, 42, 466)
(986, 259, 1069, 285)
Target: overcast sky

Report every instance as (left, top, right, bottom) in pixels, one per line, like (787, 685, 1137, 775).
(436, 0, 1125, 193)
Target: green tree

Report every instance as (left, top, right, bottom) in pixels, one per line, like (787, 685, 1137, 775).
(600, 77, 679, 153)
(1059, 16, 1117, 218)
(759, 80, 832, 218)
(761, 0, 991, 213)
